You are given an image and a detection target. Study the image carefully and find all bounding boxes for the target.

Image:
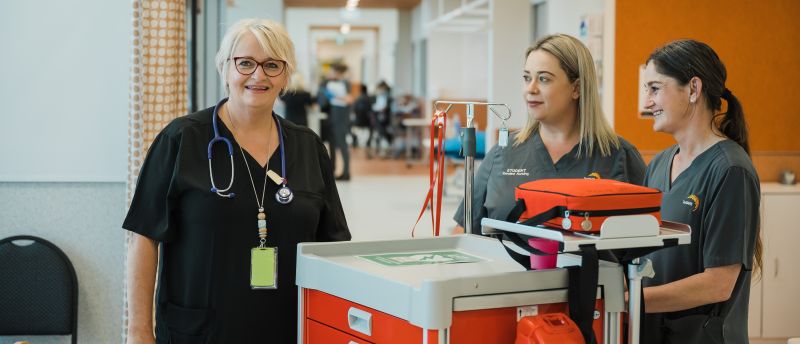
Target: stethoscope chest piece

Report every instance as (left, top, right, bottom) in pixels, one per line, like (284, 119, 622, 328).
(276, 185, 293, 204)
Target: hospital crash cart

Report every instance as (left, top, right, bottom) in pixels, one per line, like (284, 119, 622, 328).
(296, 218, 689, 344)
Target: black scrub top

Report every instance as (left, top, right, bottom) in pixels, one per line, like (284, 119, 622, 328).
(454, 131, 646, 233)
(123, 105, 351, 343)
(280, 90, 313, 127)
(641, 140, 759, 344)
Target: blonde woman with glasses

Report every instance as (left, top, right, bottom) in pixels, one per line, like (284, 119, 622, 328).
(124, 18, 350, 343)
(454, 34, 646, 234)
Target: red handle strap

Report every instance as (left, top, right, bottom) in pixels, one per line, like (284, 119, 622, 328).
(412, 111, 447, 237)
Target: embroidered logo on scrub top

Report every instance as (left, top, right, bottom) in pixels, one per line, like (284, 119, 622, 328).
(585, 172, 602, 179)
(683, 194, 700, 212)
(503, 168, 529, 176)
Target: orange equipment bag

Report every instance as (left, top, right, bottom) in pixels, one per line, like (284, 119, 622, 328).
(507, 179, 662, 233)
(515, 313, 585, 344)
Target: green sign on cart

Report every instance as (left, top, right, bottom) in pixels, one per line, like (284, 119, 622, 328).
(359, 250, 486, 266)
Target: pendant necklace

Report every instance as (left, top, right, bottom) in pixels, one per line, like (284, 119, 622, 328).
(227, 107, 272, 246)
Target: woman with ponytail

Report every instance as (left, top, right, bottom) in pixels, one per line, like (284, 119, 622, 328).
(639, 39, 762, 344)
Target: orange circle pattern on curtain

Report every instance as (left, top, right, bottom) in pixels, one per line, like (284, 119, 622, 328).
(124, 0, 187, 341)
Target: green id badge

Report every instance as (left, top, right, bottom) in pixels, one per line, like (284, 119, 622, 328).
(251, 247, 277, 289)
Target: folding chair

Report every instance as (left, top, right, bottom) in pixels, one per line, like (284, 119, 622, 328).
(0, 235, 78, 344)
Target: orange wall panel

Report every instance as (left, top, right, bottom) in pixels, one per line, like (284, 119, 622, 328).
(614, 0, 800, 154)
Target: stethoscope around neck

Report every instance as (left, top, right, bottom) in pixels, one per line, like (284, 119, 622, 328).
(207, 97, 292, 203)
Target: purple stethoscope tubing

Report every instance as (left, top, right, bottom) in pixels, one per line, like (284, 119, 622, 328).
(207, 97, 288, 199)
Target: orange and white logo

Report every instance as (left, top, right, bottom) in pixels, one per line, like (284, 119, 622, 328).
(683, 194, 700, 212)
(586, 172, 602, 179)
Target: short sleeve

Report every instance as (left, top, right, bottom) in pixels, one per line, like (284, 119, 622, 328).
(624, 146, 647, 185)
(315, 139, 351, 242)
(702, 167, 760, 270)
(122, 130, 180, 242)
(453, 144, 498, 232)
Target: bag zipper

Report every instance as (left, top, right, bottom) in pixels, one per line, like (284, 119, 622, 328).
(517, 188, 661, 197)
(561, 207, 661, 217)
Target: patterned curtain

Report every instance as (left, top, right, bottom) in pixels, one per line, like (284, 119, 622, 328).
(124, 0, 187, 341)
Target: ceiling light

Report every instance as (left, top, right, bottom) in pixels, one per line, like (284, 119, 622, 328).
(340, 23, 351, 34)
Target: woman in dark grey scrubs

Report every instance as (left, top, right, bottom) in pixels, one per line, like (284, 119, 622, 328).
(454, 34, 646, 234)
(639, 39, 762, 344)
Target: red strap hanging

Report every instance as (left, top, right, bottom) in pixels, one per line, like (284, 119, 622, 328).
(412, 110, 447, 237)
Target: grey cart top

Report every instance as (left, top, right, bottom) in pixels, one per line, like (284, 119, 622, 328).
(296, 234, 625, 329)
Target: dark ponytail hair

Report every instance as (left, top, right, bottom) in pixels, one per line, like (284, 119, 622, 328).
(718, 89, 750, 155)
(647, 39, 750, 155)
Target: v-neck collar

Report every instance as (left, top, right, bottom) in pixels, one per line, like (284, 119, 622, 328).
(533, 132, 581, 172)
(665, 140, 727, 191)
(216, 111, 285, 170)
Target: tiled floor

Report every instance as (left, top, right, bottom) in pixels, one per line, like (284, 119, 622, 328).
(336, 175, 462, 241)
(331, 144, 467, 241)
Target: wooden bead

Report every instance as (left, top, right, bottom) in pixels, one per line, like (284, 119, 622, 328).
(257, 212, 266, 220)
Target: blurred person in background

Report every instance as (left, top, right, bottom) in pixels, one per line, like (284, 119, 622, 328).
(280, 73, 313, 126)
(324, 63, 353, 180)
(353, 84, 373, 154)
(371, 80, 393, 158)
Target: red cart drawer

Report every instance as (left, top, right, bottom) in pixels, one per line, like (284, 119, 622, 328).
(450, 300, 608, 344)
(305, 318, 375, 343)
(304, 289, 438, 343)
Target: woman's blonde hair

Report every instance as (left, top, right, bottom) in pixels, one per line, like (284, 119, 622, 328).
(215, 18, 296, 95)
(515, 34, 619, 157)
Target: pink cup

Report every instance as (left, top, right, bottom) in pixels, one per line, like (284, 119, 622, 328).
(528, 238, 559, 270)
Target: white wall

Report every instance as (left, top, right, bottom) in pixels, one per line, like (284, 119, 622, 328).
(427, 30, 488, 100)
(0, 1, 132, 342)
(224, 0, 283, 25)
(285, 8, 398, 92)
(410, 2, 429, 98)
(316, 39, 367, 83)
(0, 0, 129, 182)
(310, 29, 377, 87)
(487, 0, 531, 148)
(602, 0, 615, 127)
(0, 182, 126, 344)
(543, 0, 605, 38)
(394, 9, 413, 96)
(536, 0, 613, 126)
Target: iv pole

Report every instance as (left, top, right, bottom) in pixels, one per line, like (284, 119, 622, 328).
(433, 101, 511, 234)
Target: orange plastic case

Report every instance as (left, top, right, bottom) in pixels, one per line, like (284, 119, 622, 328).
(515, 313, 585, 344)
(514, 179, 662, 233)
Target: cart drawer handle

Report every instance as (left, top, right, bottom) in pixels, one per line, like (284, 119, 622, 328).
(347, 307, 372, 336)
